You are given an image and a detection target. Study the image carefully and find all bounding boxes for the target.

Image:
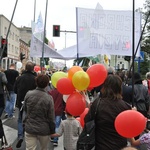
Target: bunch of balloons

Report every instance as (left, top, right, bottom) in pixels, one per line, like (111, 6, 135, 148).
(51, 64, 107, 116)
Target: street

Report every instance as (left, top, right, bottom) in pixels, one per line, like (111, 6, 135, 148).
(1, 108, 147, 150)
(1, 108, 63, 150)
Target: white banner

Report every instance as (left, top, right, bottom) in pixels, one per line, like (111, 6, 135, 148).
(76, 7, 141, 57)
(30, 35, 64, 59)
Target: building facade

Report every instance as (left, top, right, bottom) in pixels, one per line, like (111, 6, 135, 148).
(0, 15, 20, 69)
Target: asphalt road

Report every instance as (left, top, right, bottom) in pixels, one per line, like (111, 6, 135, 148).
(1, 108, 63, 150)
(1, 108, 147, 150)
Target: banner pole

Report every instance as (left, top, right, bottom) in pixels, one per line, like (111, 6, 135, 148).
(76, 7, 79, 65)
(131, 0, 135, 107)
(41, 0, 48, 72)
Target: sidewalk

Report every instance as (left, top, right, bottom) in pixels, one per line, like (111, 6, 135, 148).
(1, 108, 64, 150)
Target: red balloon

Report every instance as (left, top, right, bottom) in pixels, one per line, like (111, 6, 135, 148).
(34, 66, 40, 72)
(76, 117, 82, 126)
(56, 78, 75, 95)
(115, 110, 147, 138)
(86, 64, 107, 87)
(87, 86, 94, 91)
(80, 108, 89, 127)
(66, 92, 86, 116)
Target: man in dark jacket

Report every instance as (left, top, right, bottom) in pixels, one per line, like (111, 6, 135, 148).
(0, 70, 7, 117)
(132, 72, 150, 118)
(4, 63, 19, 119)
(14, 61, 37, 148)
(116, 71, 133, 105)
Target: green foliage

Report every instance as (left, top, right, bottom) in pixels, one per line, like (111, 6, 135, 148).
(141, 0, 150, 54)
(73, 57, 90, 67)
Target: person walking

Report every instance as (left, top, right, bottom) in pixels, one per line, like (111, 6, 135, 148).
(143, 72, 150, 95)
(24, 74, 55, 150)
(132, 72, 150, 118)
(49, 88, 65, 146)
(116, 71, 133, 105)
(14, 61, 37, 148)
(51, 109, 82, 150)
(84, 74, 131, 150)
(4, 63, 19, 119)
(0, 69, 7, 117)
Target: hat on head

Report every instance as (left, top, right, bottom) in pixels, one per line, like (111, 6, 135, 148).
(134, 72, 142, 83)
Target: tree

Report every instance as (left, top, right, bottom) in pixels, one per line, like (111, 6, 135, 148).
(136, 0, 150, 75)
(73, 57, 90, 67)
(141, 0, 150, 54)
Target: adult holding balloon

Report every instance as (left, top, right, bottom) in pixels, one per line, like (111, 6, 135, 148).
(84, 74, 131, 150)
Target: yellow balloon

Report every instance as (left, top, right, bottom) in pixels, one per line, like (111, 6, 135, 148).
(51, 71, 67, 88)
(72, 71, 90, 91)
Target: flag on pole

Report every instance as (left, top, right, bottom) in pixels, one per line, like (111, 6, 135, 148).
(34, 12, 44, 41)
(30, 12, 44, 57)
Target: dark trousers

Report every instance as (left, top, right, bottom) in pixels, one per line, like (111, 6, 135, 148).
(0, 119, 4, 138)
(0, 94, 5, 117)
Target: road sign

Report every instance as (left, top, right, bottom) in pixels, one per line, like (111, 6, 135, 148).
(134, 51, 144, 62)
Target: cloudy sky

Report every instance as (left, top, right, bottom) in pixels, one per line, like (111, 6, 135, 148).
(0, 0, 145, 52)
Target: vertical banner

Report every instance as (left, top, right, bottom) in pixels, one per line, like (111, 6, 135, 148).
(76, 7, 141, 57)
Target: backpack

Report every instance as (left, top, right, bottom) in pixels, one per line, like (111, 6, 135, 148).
(77, 119, 95, 150)
(77, 99, 101, 150)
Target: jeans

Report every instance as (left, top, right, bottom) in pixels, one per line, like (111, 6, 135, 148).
(5, 91, 16, 117)
(53, 115, 62, 143)
(18, 110, 25, 139)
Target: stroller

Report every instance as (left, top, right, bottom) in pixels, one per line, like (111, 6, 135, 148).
(0, 119, 13, 150)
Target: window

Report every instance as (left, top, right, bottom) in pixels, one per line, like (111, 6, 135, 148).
(4, 27, 7, 35)
(12, 32, 14, 40)
(12, 45, 14, 53)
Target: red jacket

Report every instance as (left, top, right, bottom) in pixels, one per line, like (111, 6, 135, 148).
(49, 89, 65, 116)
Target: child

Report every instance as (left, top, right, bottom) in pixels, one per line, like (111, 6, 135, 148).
(130, 120, 150, 150)
(51, 109, 82, 150)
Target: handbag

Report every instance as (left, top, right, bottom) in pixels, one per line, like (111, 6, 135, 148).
(77, 99, 101, 150)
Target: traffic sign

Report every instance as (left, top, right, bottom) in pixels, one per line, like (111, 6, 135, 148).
(134, 51, 144, 62)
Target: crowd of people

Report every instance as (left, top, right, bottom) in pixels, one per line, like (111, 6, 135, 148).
(0, 61, 150, 150)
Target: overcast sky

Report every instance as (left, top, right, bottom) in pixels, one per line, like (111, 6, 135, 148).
(0, 0, 146, 52)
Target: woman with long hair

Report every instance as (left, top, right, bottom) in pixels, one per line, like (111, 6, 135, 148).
(84, 74, 131, 150)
